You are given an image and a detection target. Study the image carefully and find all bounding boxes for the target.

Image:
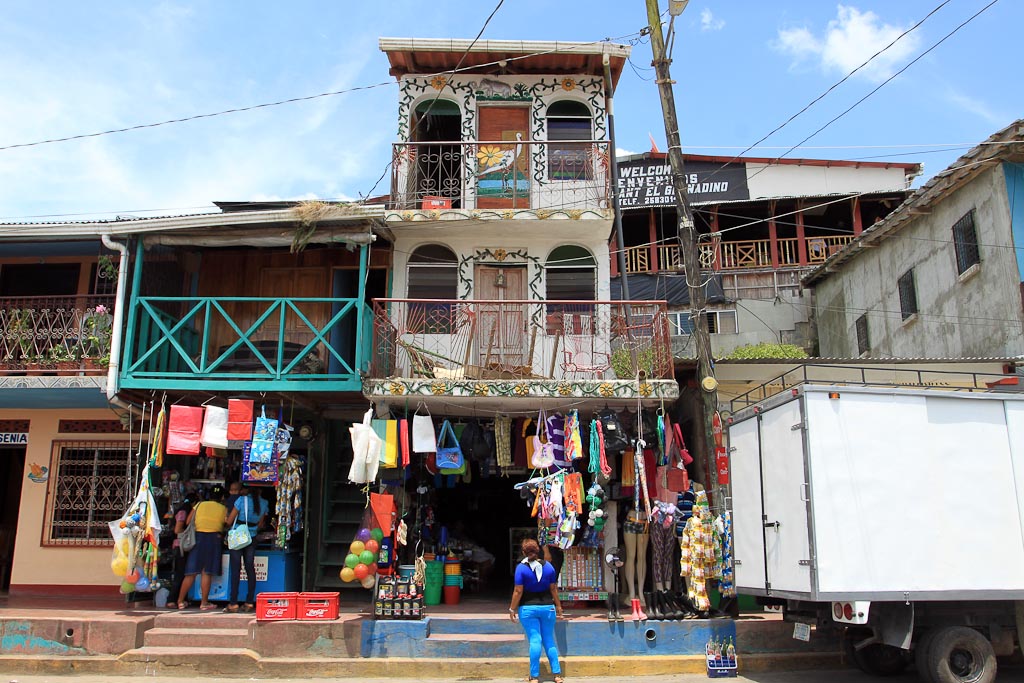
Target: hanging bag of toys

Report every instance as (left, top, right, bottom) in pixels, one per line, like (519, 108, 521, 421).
(109, 464, 162, 594)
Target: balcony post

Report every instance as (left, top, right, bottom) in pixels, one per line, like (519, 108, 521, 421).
(610, 236, 619, 277)
(648, 208, 658, 272)
(852, 196, 864, 236)
(120, 238, 145, 378)
(355, 243, 369, 373)
(768, 200, 780, 269)
(796, 200, 808, 265)
(710, 205, 720, 270)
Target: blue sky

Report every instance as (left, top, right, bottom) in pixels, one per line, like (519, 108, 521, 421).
(0, 1, 1019, 220)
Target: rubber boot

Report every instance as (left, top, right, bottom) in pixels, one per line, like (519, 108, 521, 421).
(660, 590, 683, 619)
(630, 598, 641, 622)
(646, 592, 663, 620)
(635, 597, 648, 621)
(676, 592, 699, 618)
(607, 595, 616, 622)
(614, 597, 624, 622)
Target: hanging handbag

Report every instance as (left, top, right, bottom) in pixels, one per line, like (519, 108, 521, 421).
(227, 399, 254, 442)
(177, 511, 197, 553)
(598, 408, 630, 454)
(200, 405, 229, 449)
(458, 419, 490, 461)
(530, 409, 555, 469)
(673, 423, 694, 465)
(226, 500, 252, 550)
(167, 405, 204, 455)
(435, 420, 464, 470)
(412, 404, 437, 453)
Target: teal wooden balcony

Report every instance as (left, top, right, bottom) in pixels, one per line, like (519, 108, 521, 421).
(120, 296, 370, 393)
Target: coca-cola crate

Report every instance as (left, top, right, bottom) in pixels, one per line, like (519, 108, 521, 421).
(256, 592, 298, 621)
(297, 591, 340, 621)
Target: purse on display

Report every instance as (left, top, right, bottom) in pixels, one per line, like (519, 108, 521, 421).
(412, 405, 437, 453)
(530, 409, 555, 469)
(435, 420, 465, 470)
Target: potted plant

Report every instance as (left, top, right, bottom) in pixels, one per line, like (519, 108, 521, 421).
(611, 347, 655, 380)
(49, 345, 79, 375)
(82, 304, 113, 369)
(9, 308, 35, 368)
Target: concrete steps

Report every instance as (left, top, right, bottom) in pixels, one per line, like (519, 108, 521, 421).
(427, 617, 520, 635)
(153, 612, 253, 629)
(423, 632, 525, 658)
(120, 645, 259, 672)
(144, 627, 251, 649)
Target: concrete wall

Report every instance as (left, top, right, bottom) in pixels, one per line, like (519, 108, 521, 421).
(745, 162, 912, 200)
(9, 407, 129, 593)
(815, 164, 1024, 358)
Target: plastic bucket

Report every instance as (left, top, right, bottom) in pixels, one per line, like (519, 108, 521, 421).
(424, 561, 444, 605)
(443, 575, 463, 587)
(397, 565, 416, 581)
(443, 585, 461, 605)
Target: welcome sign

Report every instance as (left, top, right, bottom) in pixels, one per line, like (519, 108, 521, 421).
(617, 159, 750, 208)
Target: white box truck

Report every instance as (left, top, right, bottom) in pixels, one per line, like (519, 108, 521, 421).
(729, 384, 1024, 683)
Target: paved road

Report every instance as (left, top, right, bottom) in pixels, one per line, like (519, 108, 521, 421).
(5, 672, 1024, 683)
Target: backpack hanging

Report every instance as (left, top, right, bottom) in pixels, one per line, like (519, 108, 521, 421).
(459, 419, 490, 461)
(435, 420, 465, 470)
(598, 408, 630, 454)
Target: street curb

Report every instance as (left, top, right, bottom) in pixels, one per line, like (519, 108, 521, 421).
(0, 652, 843, 678)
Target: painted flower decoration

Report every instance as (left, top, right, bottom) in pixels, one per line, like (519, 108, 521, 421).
(639, 383, 653, 397)
(557, 382, 572, 397)
(568, 210, 583, 220)
(598, 383, 615, 398)
(431, 381, 449, 395)
(512, 384, 530, 397)
(477, 145, 504, 169)
(473, 382, 490, 396)
(387, 382, 406, 396)
(493, 248, 508, 262)
(430, 76, 448, 91)
(561, 78, 577, 91)
(501, 210, 516, 220)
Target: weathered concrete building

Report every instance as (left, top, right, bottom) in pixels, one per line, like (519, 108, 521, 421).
(805, 120, 1024, 359)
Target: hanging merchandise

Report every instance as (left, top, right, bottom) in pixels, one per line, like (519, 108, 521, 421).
(166, 405, 204, 455)
(584, 482, 607, 533)
(657, 412, 667, 465)
(348, 408, 382, 484)
(673, 421, 694, 466)
(546, 412, 568, 468)
(399, 418, 411, 468)
(713, 412, 729, 485)
(199, 405, 229, 449)
(275, 455, 304, 547)
(149, 403, 166, 468)
(241, 441, 279, 484)
(679, 489, 720, 613)
(717, 510, 736, 599)
(227, 399, 254, 442)
(598, 408, 630, 453)
(109, 464, 162, 593)
(530, 410, 555, 469)
(250, 406, 278, 464)
(588, 420, 612, 479)
(621, 450, 636, 486)
(434, 420, 465, 470)
(458, 419, 489, 461)
(382, 420, 399, 468)
(495, 415, 512, 471)
(564, 410, 584, 464)
(412, 404, 436, 453)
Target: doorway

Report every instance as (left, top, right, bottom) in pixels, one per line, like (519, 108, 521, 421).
(0, 447, 25, 592)
(476, 106, 530, 209)
(411, 100, 463, 209)
(474, 265, 528, 372)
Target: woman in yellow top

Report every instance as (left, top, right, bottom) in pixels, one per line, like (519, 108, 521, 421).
(175, 486, 227, 610)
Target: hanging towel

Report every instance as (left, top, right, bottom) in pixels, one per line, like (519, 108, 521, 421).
(348, 408, 381, 484)
(383, 420, 399, 467)
(167, 405, 204, 455)
(495, 415, 512, 469)
(199, 406, 229, 449)
(371, 419, 389, 465)
(227, 399, 254, 442)
(399, 418, 411, 467)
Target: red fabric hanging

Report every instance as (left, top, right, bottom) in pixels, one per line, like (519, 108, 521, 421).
(167, 405, 204, 455)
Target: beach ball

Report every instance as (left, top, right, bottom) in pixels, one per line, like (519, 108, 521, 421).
(357, 528, 371, 543)
(340, 566, 356, 583)
(360, 575, 376, 589)
(370, 528, 384, 543)
(111, 556, 129, 577)
(135, 576, 151, 592)
(353, 563, 370, 581)
(345, 553, 359, 569)
(364, 539, 380, 555)
(359, 550, 375, 566)
(349, 540, 365, 555)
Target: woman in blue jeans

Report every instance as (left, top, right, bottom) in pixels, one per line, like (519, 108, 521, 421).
(224, 487, 268, 612)
(509, 538, 565, 683)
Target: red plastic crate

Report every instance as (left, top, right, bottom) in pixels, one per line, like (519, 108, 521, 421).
(256, 592, 298, 621)
(421, 196, 452, 210)
(298, 592, 340, 621)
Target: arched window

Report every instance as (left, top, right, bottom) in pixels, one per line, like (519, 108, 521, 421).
(546, 246, 596, 332)
(407, 245, 458, 333)
(411, 100, 463, 207)
(546, 100, 593, 181)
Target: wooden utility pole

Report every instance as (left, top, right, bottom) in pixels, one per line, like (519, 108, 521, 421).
(644, 0, 721, 501)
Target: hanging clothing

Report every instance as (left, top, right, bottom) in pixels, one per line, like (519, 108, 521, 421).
(717, 511, 736, 598)
(495, 416, 513, 470)
(650, 510, 677, 585)
(678, 490, 720, 612)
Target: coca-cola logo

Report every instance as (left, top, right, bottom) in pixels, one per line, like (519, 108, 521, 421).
(265, 607, 288, 617)
(306, 608, 327, 617)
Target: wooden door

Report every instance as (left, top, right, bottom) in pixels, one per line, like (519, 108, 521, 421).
(474, 265, 527, 372)
(476, 106, 530, 209)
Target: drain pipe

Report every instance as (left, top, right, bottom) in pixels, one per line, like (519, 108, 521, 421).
(101, 234, 131, 403)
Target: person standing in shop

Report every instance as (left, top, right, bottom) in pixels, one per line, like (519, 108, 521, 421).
(224, 486, 268, 613)
(509, 538, 565, 683)
(164, 497, 193, 609)
(175, 486, 227, 611)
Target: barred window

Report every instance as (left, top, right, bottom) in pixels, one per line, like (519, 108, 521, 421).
(45, 440, 137, 546)
(898, 269, 918, 320)
(855, 314, 870, 356)
(407, 244, 458, 334)
(952, 209, 980, 275)
(547, 100, 593, 181)
(667, 310, 738, 335)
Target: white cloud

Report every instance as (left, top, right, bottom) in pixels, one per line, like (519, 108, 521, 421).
(944, 88, 1008, 127)
(700, 8, 725, 32)
(616, 147, 638, 158)
(774, 5, 921, 82)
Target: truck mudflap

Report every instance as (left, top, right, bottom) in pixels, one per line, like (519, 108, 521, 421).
(848, 601, 913, 650)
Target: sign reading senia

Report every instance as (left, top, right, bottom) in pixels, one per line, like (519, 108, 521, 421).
(617, 159, 750, 208)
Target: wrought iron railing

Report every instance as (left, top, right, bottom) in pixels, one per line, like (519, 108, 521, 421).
(0, 295, 115, 372)
(121, 297, 370, 391)
(389, 140, 612, 212)
(369, 299, 673, 382)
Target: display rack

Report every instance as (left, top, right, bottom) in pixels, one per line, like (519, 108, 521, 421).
(557, 546, 606, 601)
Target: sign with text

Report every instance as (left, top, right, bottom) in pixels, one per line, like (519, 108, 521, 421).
(617, 159, 749, 208)
(0, 433, 28, 445)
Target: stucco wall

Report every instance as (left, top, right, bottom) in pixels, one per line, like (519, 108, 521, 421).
(8, 408, 130, 591)
(815, 164, 1024, 358)
(671, 292, 814, 359)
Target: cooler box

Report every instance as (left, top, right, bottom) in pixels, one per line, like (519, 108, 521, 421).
(189, 548, 300, 602)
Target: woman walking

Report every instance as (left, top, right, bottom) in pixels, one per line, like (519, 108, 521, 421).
(224, 486, 268, 613)
(509, 538, 565, 683)
(175, 486, 227, 611)
(165, 497, 193, 609)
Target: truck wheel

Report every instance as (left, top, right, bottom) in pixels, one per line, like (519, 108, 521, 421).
(915, 629, 938, 679)
(924, 626, 996, 683)
(844, 633, 910, 676)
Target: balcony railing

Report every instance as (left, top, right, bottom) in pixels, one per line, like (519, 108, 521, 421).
(369, 299, 673, 383)
(121, 297, 370, 392)
(389, 140, 612, 213)
(622, 235, 856, 273)
(0, 295, 115, 372)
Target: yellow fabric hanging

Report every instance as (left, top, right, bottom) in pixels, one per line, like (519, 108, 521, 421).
(383, 420, 399, 468)
(149, 407, 166, 468)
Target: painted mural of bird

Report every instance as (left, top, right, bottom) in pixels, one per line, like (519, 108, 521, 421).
(476, 132, 525, 191)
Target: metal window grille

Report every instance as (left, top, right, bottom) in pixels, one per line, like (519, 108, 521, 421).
(44, 440, 139, 546)
(668, 310, 737, 335)
(952, 210, 980, 275)
(898, 269, 918, 320)
(855, 314, 870, 356)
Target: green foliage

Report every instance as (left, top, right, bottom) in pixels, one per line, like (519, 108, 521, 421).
(723, 342, 809, 360)
(611, 347, 655, 379)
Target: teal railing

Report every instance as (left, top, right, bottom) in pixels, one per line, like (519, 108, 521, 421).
(120, 296, 366, 392)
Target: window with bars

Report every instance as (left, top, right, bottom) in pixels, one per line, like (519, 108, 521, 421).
(547, 101, 593, 181)
(407, 244, 458, 334)
(45, 440, 137, 546)
(952, 209, 980, 275)
(855, 314, 870, 356)
(667, 310, 738, 335)
(898, 269, 918, 320)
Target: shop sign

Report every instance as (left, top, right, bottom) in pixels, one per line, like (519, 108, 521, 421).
(617, 159, 750, 208)
(239, 555, 269, 583)
(0, 432, 28, 445)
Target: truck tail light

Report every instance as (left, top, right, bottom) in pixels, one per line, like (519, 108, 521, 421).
(843, 603, 854, 620)
(833, 603, 843, 620)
